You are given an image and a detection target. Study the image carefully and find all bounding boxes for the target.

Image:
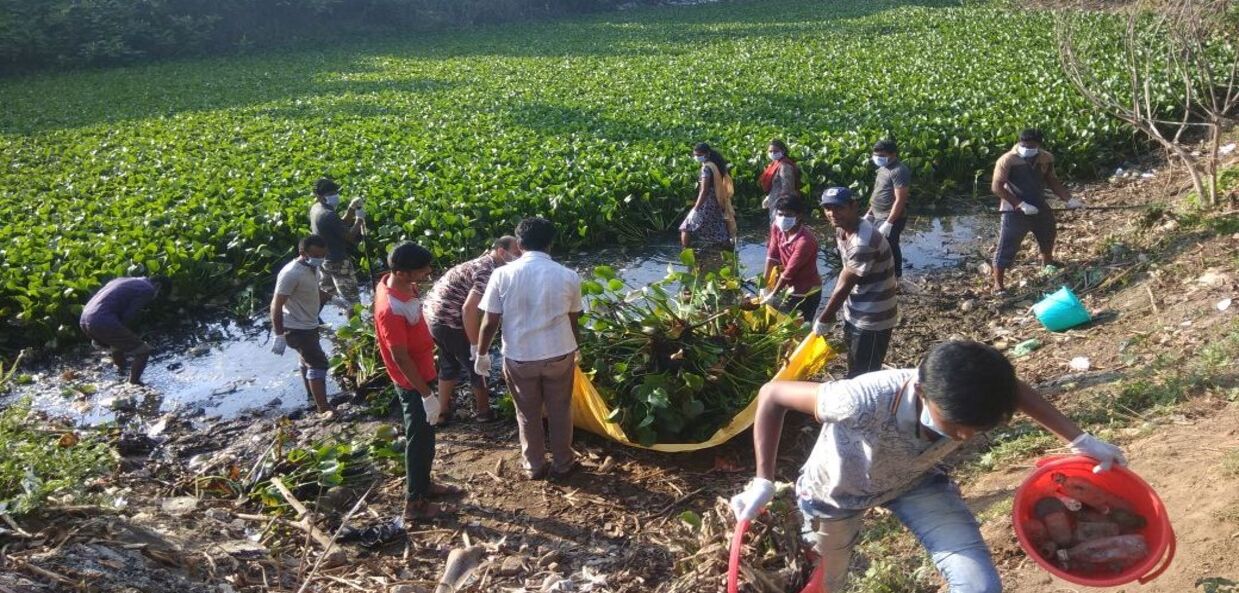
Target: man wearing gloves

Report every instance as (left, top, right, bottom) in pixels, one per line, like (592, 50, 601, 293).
(475, 217, 584, 480)
(865, 139, 911, 279)
(309, 177, 365, 310)
(270, 235, 333, 415)
(374, 241, 462, 521)
(812, 187, 898, 378)
(991, 128, 1084, 294)
(761, 195, 822, 322)
(423, 235, 522, 425)
(730, 340, 1127, 593)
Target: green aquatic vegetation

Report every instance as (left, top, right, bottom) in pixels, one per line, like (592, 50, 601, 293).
(0, 399, 116, 515)
(579, 253, 804, 445)
(0, 0, 1176, 348)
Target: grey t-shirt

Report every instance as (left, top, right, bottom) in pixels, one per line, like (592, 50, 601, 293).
(796, 369, 960, 517)
(274, 259, 321, 330)
(870, 162, 911, 218)
(309, 202, 350, 262)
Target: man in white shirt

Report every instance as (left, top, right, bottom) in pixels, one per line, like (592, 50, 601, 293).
(475, 217, 584, 480)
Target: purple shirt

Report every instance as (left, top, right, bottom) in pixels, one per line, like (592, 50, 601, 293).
(80, 277, 157, 328)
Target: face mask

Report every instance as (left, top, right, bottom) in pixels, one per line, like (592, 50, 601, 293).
(324, 194, 341, 208)
(304, 257, 325, 268)
(775, 215, 797, 232)
(872, 155, 890, 168)
(1016, 146, 1039, 159)
(769, 151, 784, 161)
(694, 155, 707, 163)
(919, 401, 950, 437)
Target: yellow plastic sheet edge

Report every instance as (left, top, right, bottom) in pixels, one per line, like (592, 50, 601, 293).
(569, 319, 836, 453)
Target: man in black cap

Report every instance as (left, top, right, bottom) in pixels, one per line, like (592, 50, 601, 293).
(812, 187, 898, 378)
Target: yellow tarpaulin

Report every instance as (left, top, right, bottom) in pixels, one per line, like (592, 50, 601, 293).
(570, 331, 835, 452)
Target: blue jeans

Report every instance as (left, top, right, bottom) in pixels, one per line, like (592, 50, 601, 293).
(801, 474, 1001, 593)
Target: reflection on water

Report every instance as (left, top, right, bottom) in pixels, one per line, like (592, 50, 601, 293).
(574, 213, 992, 290)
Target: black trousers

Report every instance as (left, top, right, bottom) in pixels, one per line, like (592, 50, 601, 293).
(876, 216, 907, 278)
(782, 291, 822, 323)
(395, 385, 435, 500)
(844, 321, 893, 378)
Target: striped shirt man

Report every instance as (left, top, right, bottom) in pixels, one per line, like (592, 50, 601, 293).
(836, 219, 898, 332)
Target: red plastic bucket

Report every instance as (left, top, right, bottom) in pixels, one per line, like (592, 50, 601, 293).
(728, 518, 823, 593)
(1012, 455, 1175, 586)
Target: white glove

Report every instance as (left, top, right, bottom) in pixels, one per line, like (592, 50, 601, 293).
(271, 335, 287, 356)
(758, 289, 775, 305)
(1069, 433, 1128, 473)
(1066, 197, 1084, 210)
(348, 197, 364, 211)
(1018, 202, 1040, 215)
(473, 353, 492, 376)
(877, 220, 893, 237)
(469, 344, 479, 360)
(812, 320, 832, 336)
(729, 478, 775, 521)
(422, 394, 441, 425)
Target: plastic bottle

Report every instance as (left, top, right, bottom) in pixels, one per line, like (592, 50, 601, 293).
(1057, 534, 1148, 567)
(1034, 497, 1074, 546)
(1074, 521, 1121, 542)
(1051, 473, 1133, 513)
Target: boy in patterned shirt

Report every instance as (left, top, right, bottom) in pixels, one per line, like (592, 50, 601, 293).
(730, 341, 1127, 593)
(423, 236, 521, 424)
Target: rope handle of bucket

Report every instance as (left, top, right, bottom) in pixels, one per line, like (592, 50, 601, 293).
(727, 518, 825, 593)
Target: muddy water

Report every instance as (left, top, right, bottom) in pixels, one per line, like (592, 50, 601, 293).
(5, 212, 991, 427)
(6, 302, 356, 427)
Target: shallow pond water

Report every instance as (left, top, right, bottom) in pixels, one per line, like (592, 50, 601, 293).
(5, 212, 992, 426)
(587, 212, 991, 289)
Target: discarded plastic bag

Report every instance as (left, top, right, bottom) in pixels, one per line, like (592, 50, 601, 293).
(570, 321, 835, 452)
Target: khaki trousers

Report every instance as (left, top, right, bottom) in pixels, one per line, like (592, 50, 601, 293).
(502, 352, 576, 473)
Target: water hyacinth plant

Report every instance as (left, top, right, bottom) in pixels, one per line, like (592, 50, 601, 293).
(579, 251, 805, 446)
(0, 0, 1166, 350)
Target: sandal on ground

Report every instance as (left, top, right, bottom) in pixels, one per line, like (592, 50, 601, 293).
(428, 481, 465, 498)
(550, 461, 580, 480)
(526, 466, 550, 481)
(402, 499, 457, 522)
(433, 405, 456, 428)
